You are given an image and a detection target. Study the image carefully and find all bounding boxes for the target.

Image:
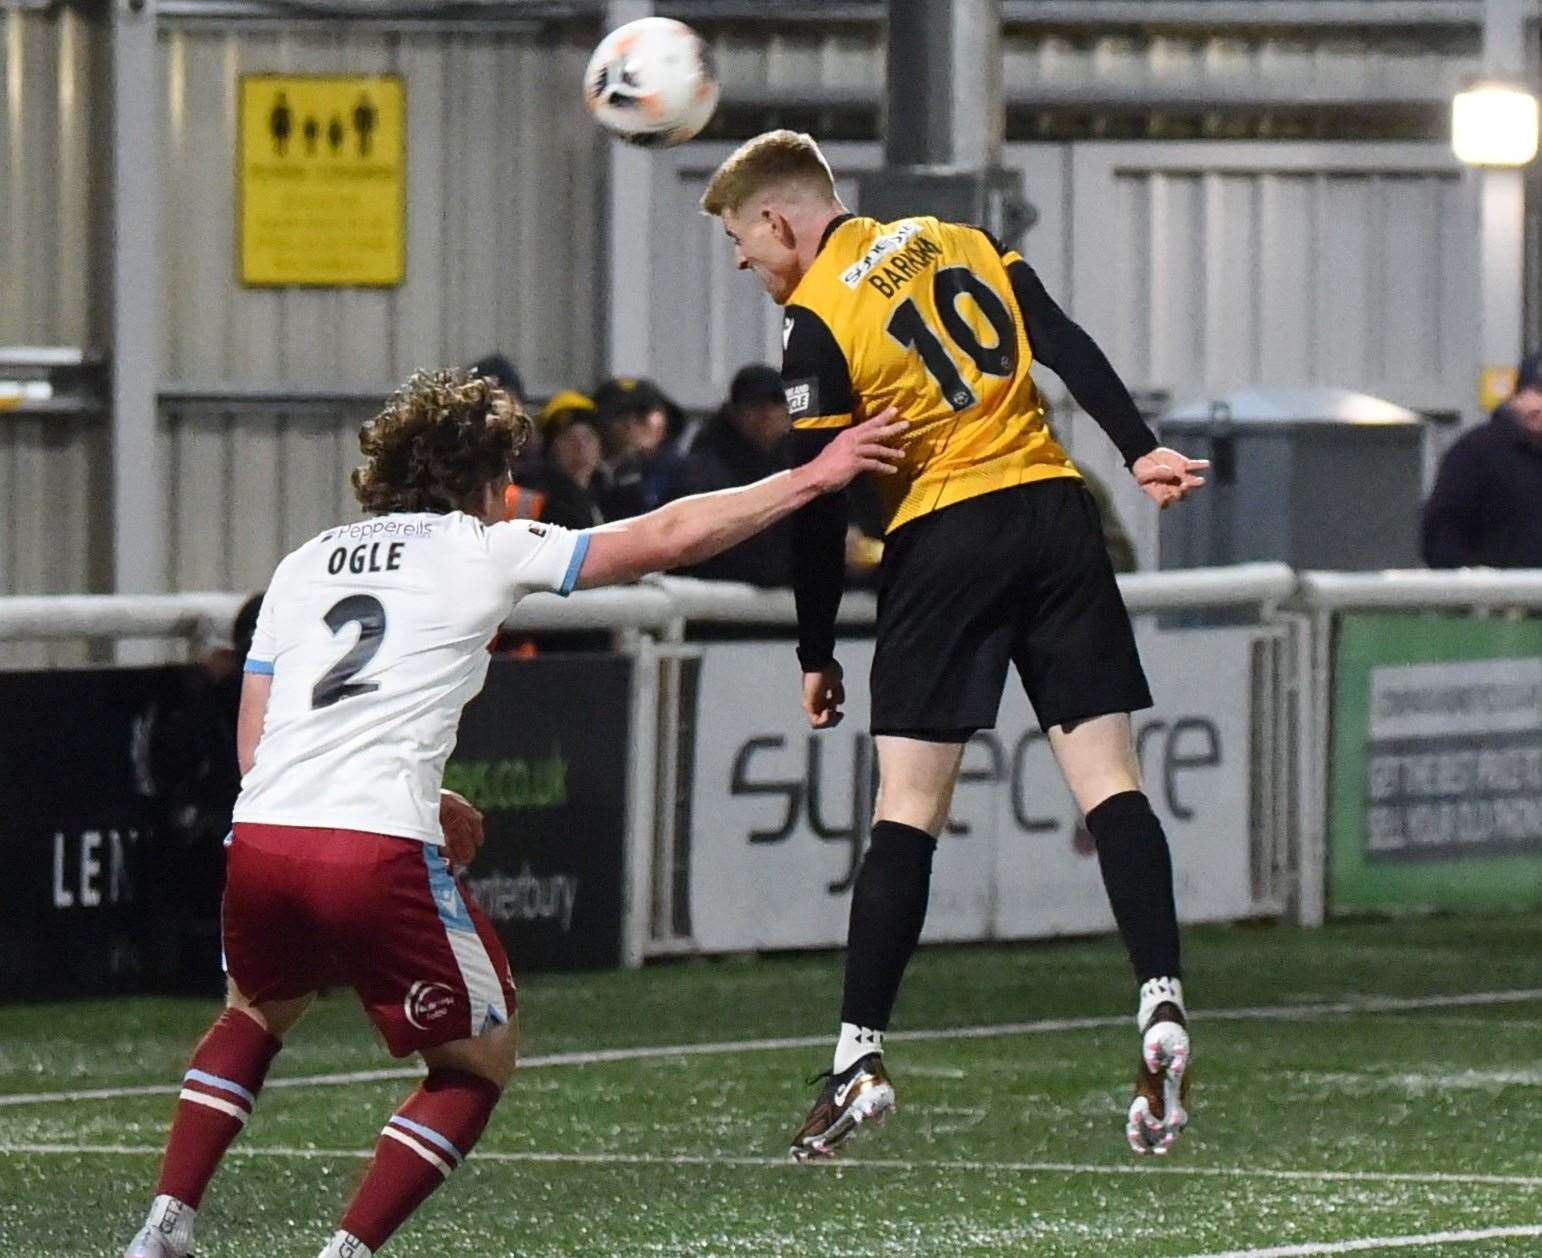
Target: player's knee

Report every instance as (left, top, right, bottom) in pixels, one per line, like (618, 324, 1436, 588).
(225, 983, 311, 1041)
(429, 1020, 519, 1090)
(484, 1024, 519, 1086)
(874, 783, 949, 836)
(468, 1025, 519, 1089)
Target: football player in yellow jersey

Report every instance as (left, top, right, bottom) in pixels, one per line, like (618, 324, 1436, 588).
(702, 131, 1210, 1162)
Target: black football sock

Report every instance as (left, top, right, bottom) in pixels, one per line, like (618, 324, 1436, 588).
(1085, 790, 1182, 984)
(840, 820, 938, 1034)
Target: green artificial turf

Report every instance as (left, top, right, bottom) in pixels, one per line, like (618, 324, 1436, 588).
(2, 914, 1539, 1256)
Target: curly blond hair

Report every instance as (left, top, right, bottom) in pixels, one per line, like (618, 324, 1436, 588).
(352, 369, 532, 515)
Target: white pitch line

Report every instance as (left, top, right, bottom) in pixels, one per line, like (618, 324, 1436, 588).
(3, 1142, 1541, 1192)
(1179, 1223, 1542, 1257)
(2, 986, 1539, 1111)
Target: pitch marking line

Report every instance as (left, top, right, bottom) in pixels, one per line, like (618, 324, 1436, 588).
(1180, 1223, 1542, 1256)
(2, 986, 1539, 1111)
(3, 1143, 1541, 1193)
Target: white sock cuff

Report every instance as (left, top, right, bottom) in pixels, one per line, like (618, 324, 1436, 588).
(1137, 977, 1185, 1030)
(146, 1195, 197, 1255)
(834, 1022, 884, 1073)
(319, 1230, 374, 1258)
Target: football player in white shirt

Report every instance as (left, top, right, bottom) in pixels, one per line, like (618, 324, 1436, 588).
(124, 369, 905, 1258)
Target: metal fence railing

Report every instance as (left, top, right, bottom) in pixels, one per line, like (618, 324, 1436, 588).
(3, 565, 1540, 959)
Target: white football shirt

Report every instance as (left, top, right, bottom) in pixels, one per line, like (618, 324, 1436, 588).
(232, 512, 589, 844)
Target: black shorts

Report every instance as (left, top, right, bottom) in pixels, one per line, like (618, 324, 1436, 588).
(870, 478, 1152, 739)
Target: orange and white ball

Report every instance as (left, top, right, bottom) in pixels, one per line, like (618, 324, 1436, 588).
(583, 17, 720, 148)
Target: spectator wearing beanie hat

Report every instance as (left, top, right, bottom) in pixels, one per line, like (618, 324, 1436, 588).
(537, 391, 609, 531)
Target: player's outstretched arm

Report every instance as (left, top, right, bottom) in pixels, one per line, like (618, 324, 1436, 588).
(574, 411, 906, 589)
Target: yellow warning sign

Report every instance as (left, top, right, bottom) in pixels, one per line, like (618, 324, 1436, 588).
(239, 75, 405, 287)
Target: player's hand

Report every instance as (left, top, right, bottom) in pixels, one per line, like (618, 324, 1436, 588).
(801, 661, 846, 729)
(1132, 447, 1209, 509)
(439, 789, 486, 868)
(805, 409, 908, 493)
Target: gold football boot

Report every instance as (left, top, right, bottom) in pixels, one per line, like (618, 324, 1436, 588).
(788, 1053, 896, 1162)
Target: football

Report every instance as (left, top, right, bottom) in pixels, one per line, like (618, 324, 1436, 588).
(583, 17, 719, 148)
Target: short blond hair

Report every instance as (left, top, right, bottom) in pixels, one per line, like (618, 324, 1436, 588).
(700, 130, 837, 216)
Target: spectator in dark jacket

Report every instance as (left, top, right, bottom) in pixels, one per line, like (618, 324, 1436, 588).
(678, 364, 795, 586)
(1423, 355, 1542, 568)
(594, 375, 689, 518)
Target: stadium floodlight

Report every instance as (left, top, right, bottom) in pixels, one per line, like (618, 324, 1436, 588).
(1452, 83, 1540, 167)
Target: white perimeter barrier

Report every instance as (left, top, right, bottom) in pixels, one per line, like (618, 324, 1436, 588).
(3, 564, 1540, 963)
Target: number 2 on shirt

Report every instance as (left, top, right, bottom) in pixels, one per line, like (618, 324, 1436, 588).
(311, 594, 387, 709)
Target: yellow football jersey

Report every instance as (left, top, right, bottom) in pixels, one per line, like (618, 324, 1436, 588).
(782, 215, 1081, 533)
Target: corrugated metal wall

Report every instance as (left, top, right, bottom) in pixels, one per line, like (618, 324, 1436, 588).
(1, 5, 104, 347)
(159, 19, 605, 396)
(701, 16, 1477, 118)
(1069, 145, 1476, 408)
(162, 397, 374, 592)
(997, 23, 1473, 110)
(0, 6, 1498, 611)
(157, 17, 606, 589)
(0, 6, 108, 664)
(1065, 142, 1477, 566)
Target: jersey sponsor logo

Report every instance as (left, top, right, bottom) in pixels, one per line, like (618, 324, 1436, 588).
(325, 518, 434, 543)
(864, 233, 946, 299)
(403, 979, 459, 1030)
(785, 379, 815, 417)
(839, 220, 923, 288)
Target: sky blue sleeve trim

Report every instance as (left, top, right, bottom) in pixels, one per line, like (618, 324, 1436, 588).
(243, 658, 274, 675)
(559, 532, 591, 597)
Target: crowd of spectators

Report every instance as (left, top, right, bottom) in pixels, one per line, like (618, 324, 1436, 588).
(470, 355, 893, 588)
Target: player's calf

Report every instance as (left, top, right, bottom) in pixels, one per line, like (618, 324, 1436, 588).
(123, 1008, 284, 1258)
(329, 1066, 504, 1253)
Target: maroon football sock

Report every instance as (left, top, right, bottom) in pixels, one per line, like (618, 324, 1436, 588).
(339, 1069, 503, 1252)
(157, 1008, 283, 1208)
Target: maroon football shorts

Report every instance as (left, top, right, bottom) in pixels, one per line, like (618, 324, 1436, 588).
(224, 822, 516, 1057)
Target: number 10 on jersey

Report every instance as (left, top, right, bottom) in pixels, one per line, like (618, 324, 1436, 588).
(886, 266, 1019, 413)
